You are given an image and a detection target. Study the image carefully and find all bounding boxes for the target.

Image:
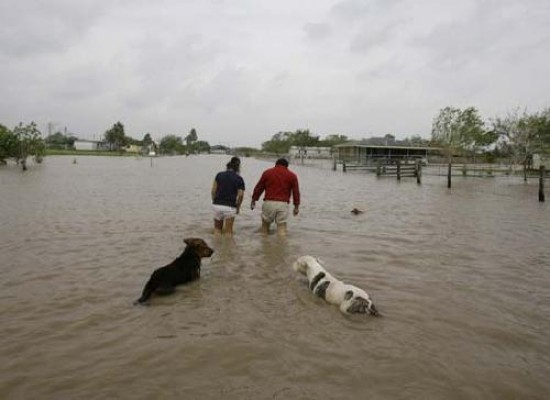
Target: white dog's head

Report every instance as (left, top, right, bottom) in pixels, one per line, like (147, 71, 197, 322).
(340, 287, 378, 316)
(292, 255, 319, 275)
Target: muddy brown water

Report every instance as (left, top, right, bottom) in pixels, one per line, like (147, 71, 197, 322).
(1, 155, 549, 400)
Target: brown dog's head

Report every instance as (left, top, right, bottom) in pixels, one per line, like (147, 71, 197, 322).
(184, 238, 214, 258)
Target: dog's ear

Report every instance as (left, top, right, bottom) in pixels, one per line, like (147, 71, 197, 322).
(184, 238, 206, 247)
(183, 238, 196, 246)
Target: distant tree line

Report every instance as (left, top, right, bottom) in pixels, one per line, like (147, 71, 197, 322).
(0, 121, 213, 169)
(260, 129, 436, 155)
(103, 123, 210, 155)
(3, 108, 548, 173)
(431, 106, 550, 187)
(261, 129, 350, 154)
(158, 128, 211, 155)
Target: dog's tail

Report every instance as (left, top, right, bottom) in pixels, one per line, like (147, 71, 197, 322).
(134, 280, 154, 305)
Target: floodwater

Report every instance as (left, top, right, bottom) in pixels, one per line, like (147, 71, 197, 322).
(1, 155, 549, 400)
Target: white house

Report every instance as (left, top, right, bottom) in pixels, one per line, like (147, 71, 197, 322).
(74, 140, 101, 151)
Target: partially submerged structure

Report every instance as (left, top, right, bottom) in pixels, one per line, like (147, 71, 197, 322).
(333, 137, 438, 165)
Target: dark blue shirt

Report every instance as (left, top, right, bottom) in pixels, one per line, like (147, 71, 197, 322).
(213, 170, 245, 207)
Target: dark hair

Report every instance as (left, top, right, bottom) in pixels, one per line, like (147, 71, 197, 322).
(226, 156, 241, 173)
(275, 158, 289, 167)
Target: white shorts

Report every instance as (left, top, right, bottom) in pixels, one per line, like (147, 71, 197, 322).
(261, 201, 289, 224)
(212, 204, 237, 221)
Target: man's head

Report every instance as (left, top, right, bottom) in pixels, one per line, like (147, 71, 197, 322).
(226, 156, 241, 172)
(275, 158, 289, 168)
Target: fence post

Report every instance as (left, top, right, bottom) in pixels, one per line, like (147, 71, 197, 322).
(333, 158, 337, 171)
(396, 160, 401, 181)
(416, 159, 422, 184)
(343, 161, 347, 173)
(540, 165, 545, 202)
(376, 165, 381, 177)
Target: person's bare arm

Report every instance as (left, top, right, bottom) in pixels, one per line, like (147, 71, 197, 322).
(211, 181, 218, 202)
(236, 189, 244, 214)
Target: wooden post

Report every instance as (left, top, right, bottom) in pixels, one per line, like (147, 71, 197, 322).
(416, 159, 422, 184)
(539, 165, 545, 202)
(396, 160, 401, 181)
(332, 158, 337, 171)
(343, 161, 347, 173)
(447, 162, 452, 188)
(376, 165, 381, 177)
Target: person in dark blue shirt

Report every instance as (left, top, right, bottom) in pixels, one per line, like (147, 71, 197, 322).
(211, 157, 245, 235)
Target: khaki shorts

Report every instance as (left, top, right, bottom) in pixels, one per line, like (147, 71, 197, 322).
(261, 200, 289, 224)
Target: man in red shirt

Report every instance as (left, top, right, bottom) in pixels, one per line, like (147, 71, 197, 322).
(250, 158, 300, 236)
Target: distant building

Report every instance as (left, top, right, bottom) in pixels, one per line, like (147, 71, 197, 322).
(289, 146, 332, 159)
(210, 145, 229, 155)
(74, 139, 109, 151)
(124, 144, 142, 154)
(334, 137, 438, 165)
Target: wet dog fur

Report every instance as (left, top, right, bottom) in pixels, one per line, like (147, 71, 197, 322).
(293, 255, 378, 316)
(134, 238, 214, 305)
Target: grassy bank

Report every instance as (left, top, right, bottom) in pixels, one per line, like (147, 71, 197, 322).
(45, 149, 137, 157)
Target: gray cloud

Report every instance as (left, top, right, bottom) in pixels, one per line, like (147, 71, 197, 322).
(0, 1, 107, 57)
(0, 0, 549, 146)
(304, 22, 332, 41)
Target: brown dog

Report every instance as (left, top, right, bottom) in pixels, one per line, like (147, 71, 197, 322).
(135, 238, 214, 304)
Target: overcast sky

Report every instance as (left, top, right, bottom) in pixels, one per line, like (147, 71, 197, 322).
(1, 0, 549, 147)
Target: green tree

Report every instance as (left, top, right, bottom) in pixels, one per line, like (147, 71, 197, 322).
(402, 135, 430, 147)
(293, 129, 319, 147)
(261, 131, 293, 154)
(261, 129, 320, 154)
(431, 106, 485, 188)
(141, 133, 154, 154)
(185, 128, 198, 153)
(195, 140, 210, 153)
(493, 109, 550, 180)
(320, 134, 349, 147)
(0, 124, 18, 164)
(11, 121, 46, 170)
(159, 134, 184, 155)
(458, 107, 488, 161)
(104, 121, 126, 151)
(142, 133, 153, 146)
(45, 131, 76, 149)
(540, 108, 550, 152)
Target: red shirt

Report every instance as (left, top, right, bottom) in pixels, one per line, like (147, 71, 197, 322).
(252, 165, 300, 206)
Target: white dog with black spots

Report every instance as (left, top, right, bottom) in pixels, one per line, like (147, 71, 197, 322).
(293, 255, 379, 316)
